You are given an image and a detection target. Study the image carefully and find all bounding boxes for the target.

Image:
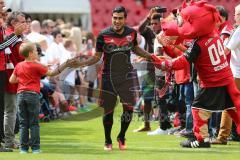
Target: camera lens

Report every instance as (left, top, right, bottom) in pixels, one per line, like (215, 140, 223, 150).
(154, 6, 167, 13)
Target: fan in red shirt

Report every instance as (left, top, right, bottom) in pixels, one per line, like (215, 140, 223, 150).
(10, 42, 69, 153)
(4, 12, 26, 94)
(152, 0, 240, 148)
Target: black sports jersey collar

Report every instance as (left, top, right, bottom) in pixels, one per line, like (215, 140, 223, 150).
(109, 26, 135, 38)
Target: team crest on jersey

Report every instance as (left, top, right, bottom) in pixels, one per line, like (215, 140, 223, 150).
(126, 35, 132, 42)
(110, 39, 115, 43)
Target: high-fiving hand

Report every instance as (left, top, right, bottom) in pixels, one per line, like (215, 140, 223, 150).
(151, 54, 172, 71)
(65, 58, 81, 68)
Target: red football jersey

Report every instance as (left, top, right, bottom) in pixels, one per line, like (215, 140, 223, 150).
(218, 21, 234, 63)
(14, 61, 48, 94)
(191, 35, 233, 87)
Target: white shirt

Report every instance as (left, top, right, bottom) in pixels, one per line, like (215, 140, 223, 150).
(45, 42, 65, 66)
(26, 32, 47, 43)
(226, 26, 240, 78)
(154, 36, 162, 54)
(58, 49, 76, 86)
(44, 34, 54, 47)
(153, 36, 164, 76)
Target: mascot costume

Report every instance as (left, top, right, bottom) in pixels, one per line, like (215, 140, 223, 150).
(151, 0, 240, 148)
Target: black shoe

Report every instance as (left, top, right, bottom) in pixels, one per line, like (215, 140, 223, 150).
(180, 138, 211, 148)
(180, 132, 195, 139)
(0, 146, 13, 152)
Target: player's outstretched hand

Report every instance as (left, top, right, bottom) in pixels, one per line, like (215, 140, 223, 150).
(151, 54, 171, 71)
(65, 58, 81, 68)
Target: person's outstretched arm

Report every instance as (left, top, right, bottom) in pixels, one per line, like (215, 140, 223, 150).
(66, 52, 102, 69)
(134, 45, 152, 60)
(45, 59, 72, 76)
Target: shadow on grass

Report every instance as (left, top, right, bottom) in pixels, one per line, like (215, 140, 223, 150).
(41, 126, 95, 136)
(60, 107, 103, 122)
(41, 143, 107, 155)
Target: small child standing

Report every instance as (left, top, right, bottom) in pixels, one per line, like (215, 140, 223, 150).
(10, 42, 68, 153)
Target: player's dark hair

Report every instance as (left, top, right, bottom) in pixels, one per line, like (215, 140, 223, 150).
(112, 6, 127, 18)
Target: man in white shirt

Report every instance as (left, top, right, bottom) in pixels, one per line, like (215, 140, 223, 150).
(223, 3, 240, 143)
(27, 20, 47, 44)
(226, 4, 240, 86)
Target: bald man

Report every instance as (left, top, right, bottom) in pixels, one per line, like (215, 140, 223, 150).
(26, 20, 47, 43)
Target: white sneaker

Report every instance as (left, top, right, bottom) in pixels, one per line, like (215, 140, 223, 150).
(174, 128, 186, 136)
(168, 126, 182, 135)
(147, 128, 169, 136)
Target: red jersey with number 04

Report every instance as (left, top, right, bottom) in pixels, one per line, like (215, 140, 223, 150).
(194, 35, 233, 87)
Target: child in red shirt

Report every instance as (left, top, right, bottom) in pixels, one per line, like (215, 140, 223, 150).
(9, 42, 68, 153)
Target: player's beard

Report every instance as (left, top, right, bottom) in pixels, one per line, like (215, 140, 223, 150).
(113, 25, 124, 33)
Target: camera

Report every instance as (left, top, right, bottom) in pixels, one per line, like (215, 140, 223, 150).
(154, 6, 167, 13)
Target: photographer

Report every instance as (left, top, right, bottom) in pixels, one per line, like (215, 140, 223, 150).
(134, 6, 167, 132)
(138, 6, 166, 52)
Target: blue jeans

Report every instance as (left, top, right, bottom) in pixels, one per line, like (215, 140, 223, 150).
(209, 112, 221, 137)
(179, 82, 194, 132)
(17, 92, 40, 150)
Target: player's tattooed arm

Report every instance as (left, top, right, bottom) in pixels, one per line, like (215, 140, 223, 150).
(133, 45, 152, 60)
(67, 52, 103, 68)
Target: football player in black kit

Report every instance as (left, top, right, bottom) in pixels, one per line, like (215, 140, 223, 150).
(67, 6, 153, 151)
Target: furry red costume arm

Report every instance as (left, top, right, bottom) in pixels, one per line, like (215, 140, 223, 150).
(151, 54, 188, 71)
(152, 40, 201, 71)
(163, 46, 184, 58)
